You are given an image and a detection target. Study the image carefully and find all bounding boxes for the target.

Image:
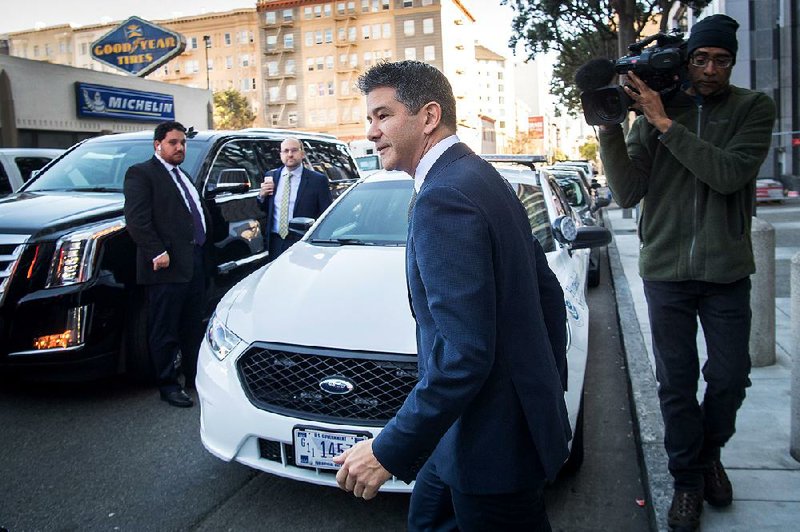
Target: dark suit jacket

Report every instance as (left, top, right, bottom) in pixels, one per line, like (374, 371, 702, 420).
(372, 142, 571, 493)
(123, 156, 210, 285)
(259, 165, 332, 244)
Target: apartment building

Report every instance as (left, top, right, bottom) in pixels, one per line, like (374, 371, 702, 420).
(475, 43, 515, 152)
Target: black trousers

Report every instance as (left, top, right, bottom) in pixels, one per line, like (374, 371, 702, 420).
(147, 246, 205, 393)
(408, 459, 551, 532)
(643, 277, 752, 491)
(268, 232, 299, 262)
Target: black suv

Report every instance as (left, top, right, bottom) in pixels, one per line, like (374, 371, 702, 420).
(0, 129, 359, 381)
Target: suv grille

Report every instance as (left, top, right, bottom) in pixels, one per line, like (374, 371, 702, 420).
(0, 234, 29, 306)
(237, 343, 417, 426)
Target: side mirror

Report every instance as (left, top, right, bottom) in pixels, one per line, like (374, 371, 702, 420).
(206, 169, 250, 198)
(288, 216, 315, 237)
(552, 216, 577, 244)
(591, 195, 611, 212)
(571, 225, 612, 250)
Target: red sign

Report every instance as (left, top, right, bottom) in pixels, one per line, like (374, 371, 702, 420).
(792, 137, 800, 147)
(528, 116, 544, 139)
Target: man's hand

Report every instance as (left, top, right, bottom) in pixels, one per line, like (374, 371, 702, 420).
(333, 439, 392, 500)
(623, 72, 673, 133)
(258, 177, 275, 199)
(153, 252, 170, 271)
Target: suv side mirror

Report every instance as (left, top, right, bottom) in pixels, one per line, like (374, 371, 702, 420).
(591, 195, 611, 212)
(288, 216, 315, 237)
(206, 169, 250, 198)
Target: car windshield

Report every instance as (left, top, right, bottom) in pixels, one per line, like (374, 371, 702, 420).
(556, 178, 586, 208)
(24, 138, 204, 193)
(356, 155, 381, 172)
(310, 179, 413, 246)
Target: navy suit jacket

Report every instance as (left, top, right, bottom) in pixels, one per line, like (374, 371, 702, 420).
(372, 142, 571, 493)
(123, 156, 211, 285)
(259, 165, 332, 244)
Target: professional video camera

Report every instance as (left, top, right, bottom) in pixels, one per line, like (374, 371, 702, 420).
(576, 30, 687, 126)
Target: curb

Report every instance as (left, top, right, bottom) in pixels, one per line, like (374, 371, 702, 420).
(603, 210, 671, 532)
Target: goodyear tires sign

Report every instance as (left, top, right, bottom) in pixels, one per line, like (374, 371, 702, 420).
(91, 16, 185, 76)
(76, 83, 175, 122)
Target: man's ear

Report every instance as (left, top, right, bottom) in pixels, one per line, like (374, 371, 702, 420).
(421, 102, 442, 135)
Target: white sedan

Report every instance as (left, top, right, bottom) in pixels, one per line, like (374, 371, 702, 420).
(197, 166, 611, 492)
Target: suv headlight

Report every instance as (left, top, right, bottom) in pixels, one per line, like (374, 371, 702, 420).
(46, 219, 126, 288)
(206, 311, 243, 361)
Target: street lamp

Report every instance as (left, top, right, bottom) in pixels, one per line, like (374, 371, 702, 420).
(202, 35, 211, 90)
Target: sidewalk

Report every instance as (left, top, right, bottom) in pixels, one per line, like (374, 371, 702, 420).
(603, 206, 800, 531)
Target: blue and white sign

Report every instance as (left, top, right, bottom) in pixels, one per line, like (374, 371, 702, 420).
(75, 82, 175, 122)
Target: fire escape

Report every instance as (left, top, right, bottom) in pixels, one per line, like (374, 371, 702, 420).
(262, 11, 297, 127)
(334, 9, 361, 126)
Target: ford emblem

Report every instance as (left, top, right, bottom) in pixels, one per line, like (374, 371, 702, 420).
(319, 377, 355, 395)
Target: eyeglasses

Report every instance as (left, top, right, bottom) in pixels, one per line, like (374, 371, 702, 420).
(690, 54, 734, 69)
(281, 148, 301, 154)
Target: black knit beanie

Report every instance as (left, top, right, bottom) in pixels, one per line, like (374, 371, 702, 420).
(687, 14, 739, 58)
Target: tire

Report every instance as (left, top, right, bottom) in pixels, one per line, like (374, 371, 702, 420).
(560, 397, 585, 476)
(123, 288, 155, 385)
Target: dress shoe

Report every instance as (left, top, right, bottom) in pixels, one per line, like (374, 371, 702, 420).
(160, 389, 194, 408)
(668, 490, 703, 531)
(704, 459, 733, 507)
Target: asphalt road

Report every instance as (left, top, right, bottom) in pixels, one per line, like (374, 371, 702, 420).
(0, 246, 649, 532)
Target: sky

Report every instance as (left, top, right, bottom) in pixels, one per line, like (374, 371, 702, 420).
(0, 0, 517, 57)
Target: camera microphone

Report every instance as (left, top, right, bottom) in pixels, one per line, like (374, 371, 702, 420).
(575, 59, 616, 92)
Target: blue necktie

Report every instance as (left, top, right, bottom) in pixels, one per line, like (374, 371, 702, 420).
(172, 167, 206, 246)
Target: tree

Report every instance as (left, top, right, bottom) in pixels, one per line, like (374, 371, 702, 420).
(579, 137, 599, 162)
(503, 0, 711, 114)
(212, 89, 256, 130)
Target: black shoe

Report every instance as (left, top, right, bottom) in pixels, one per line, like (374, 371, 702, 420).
(704, 459, 733, 507)
(668, 490, 703, 531)
(160, 389, 194, 408)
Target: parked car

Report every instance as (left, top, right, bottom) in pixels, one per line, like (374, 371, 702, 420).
(756, 178, 786, 203)
(354, 154, 383, 176)
(197, 165, 611, 492)
(0, 148, 65, 196)
(0, 129, 359, 381)
(547, 167, 611, 287)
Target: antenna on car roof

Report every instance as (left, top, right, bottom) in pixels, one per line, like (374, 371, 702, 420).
(186, 126, 198, 139)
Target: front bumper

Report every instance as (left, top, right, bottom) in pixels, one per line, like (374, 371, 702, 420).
(196, 339, 413, 493)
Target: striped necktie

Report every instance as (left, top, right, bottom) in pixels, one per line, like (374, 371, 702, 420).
(278, 171, 292, 238)
(172, 167, 205, 246)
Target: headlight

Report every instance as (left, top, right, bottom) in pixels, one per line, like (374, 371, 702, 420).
(46, 219, 126, 288)
(206, 311, 243, 361)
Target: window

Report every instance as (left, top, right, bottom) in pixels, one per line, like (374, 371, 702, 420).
(403, 0, 413, 6)
(337, 2, 346, 15)
(324, 3, 332, 16)
(382, 23, 392, 38)
(266, 35, 277, 50)
(339, 53, 348, 65)
(315, 30, 323, 44)
(319, 84, 326, 96)
(348, 27, 357, 41)
(269, 86, 280, 101)
(350, 53, 358, 67)
(382, 0, 390, 9)
(362, 26, 370, 40)
(314, 5, 322, 17)
(207, 58, 214, 71)
(362, 0, 369, 12)
(271, 113, 280, 126)
(499, 96, 505, 104)
(208, 141, 263, 190)
(305, 32, 314, 46)
(364, 51, 373, 66)
(422, 0, 433, 5)
(328, 81, 335, 95)
(423, 18, 434, 34)
(309, 83, 317, 97)
(338, 28, 346, 41)
(224, 33, 232, 45)
(316, 57, 324, 70)
(288, 111, 298, 126)
(498, 72, 504, 80)
(372, 0, 379, 12)
(285, 59, 296, 74)
(287, 84, 297, 101)
(424, 45, 435, 61)
(239, 31, 252, 44)
(326, 55, 334, 69)
(304, 6, 313, 18)
(284, 33, 294, 48)
(341, 80, 350, 95)
(404, 20, 415, 36)
(348, 1, 356, 13)
(268, 61, 279, 76)
(404, 47, 416, 60)
(240, 78, 249, 92)
(307, 58, 315, 71)
(240, 54, 250, 67)
(225, 56, 233, 69)
(190, 37, 198, 49)
(251, 78, 257, 90)
(372, 24, 381, 38)
(283, 9, 294, 21)
(325, 29, 333, 43)
(265, 11, 276, 24)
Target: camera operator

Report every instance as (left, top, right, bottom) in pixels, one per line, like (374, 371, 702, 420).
(597, 14, 775, 532)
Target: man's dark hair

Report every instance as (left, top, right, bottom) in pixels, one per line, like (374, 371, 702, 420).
(154, 121, 186, 141)
(357, 60, 457, 130)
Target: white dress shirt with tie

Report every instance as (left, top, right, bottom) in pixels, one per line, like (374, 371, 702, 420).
(271, 166, 302, 235)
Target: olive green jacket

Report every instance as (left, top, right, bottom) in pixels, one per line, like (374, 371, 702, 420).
(599, 86, 775, 283)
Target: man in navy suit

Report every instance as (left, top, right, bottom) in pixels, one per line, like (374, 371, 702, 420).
(257, 137, 332, 261)
(124, 121, 210, 408)
(333, 61, 571, 530)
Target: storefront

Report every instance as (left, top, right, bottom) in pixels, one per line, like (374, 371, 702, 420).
(0, 55, 211, 148)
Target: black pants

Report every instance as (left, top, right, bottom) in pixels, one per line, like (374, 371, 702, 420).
(408, 459, 551, 532)
(147, 246, 205, 393)
(268, 232, 299, 262)
(643, 277, 752, 491)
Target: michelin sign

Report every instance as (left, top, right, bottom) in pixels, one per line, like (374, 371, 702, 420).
(76, 83, 175, 122)
(91, 16, 185, 76)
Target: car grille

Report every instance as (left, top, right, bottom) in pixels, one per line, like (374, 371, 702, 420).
(0, 234, 29, 306)
(237, 343, 418, 426)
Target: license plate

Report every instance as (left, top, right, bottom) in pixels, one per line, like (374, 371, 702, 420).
(293, 428, 369, 470)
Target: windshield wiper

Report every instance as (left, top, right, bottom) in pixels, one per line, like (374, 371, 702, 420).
(310, 238, 375, 246)
(71, 187, 121, 192)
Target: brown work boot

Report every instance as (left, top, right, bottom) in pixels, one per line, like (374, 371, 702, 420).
(704, 459, 733, 507)
(668, 490, 703, 531)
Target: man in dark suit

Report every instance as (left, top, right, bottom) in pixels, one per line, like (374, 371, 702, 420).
(123, 121, 209, 408)
(258, 137, 332, 261)
(333, 61, 571, 530)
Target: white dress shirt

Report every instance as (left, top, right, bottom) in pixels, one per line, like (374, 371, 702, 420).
(414, 134, 460, 192)
(271, 166, 302, 234)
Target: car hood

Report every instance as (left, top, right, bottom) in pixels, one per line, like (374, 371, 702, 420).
(225, 242, 417, 355)
(0, 191, 124, 235)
